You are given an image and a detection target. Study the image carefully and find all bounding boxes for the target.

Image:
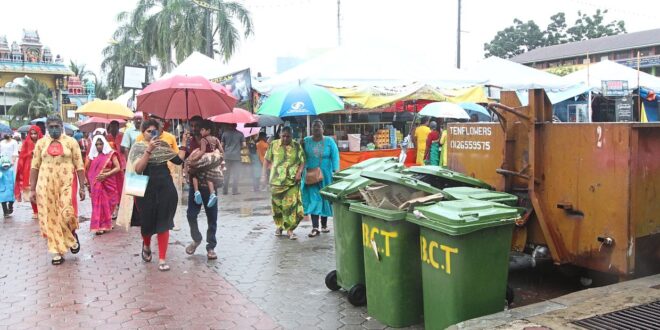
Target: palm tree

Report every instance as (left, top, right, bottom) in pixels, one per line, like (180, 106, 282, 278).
(8, 78, 54, 120)
(69, 60, 93, 81)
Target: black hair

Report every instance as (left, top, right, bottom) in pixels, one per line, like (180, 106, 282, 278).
(141, 119, 160, 132)
(190, 115, 203, 124)
(281, 126, 293, 134)
(199, 120, 213, 131)
(258, 132, 267, 140)
(46, 114, 63, 126)
(312, 119, 324, 127)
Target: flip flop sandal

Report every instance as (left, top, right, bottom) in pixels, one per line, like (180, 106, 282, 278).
(141, 244, 152, 262)
(185, 241, 201, 255)
(288, 233, 298, 240)
(321, 227, 330, 233)
(274, 228, 283, 236)
(308, 229, 320, 237)
(70, 233, 80, 254)
(158, 262, 170, 271)
(51, 255, 64, 265)
(207, 250, 218, 260)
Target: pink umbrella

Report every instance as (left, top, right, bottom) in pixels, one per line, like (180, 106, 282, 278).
(237, 123, 260, 138)
(78, 117, 126, 133)
(137, 75, 237, 119)
(208, 108, 257, 124)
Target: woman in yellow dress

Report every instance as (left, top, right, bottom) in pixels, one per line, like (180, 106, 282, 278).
(414, 117, 431, 166)
(30, 115, 88, 265)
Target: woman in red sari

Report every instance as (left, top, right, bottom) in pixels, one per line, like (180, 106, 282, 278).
(87, 135, 121, 235)
(14, 125, 42, 218)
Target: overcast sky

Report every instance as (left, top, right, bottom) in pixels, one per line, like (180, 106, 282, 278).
(1, 0, 658, 78)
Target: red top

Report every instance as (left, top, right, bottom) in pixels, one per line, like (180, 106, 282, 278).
(14, 125, 43, 199)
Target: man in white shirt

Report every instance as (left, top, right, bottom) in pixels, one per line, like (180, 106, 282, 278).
(0, 133, 19, 165)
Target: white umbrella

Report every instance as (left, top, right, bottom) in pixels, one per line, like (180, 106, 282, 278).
(419, 102, 470, 119)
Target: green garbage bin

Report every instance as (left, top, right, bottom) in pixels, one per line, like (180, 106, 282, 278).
(346, 171, 444, 327)
(350, 203, 423, 328)
(320, 161, 403, 306)
(404, 166, 493, 190)
(333, 157, 398, 180)
(406, 199, 519, 330)
(443, 186, 518, 206)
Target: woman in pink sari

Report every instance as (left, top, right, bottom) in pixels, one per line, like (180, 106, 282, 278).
(87, 135, 121, 235)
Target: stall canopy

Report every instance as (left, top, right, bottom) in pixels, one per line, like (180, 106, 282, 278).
(466, 57, 570, 90)
(328, 84, 487, 109)
(254, 45, 488, 93)
(562, 60, 660, 92)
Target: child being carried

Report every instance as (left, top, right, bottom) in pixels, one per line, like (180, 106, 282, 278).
(186, 120, 224, 208)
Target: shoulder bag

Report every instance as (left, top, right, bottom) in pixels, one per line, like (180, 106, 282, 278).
(305, 137, 325, 186)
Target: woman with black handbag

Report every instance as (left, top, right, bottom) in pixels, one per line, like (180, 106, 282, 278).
(301, 119, 340, 237)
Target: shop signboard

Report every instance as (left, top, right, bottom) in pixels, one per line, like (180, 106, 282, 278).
(211, 68, 252, 111)
(615, 95, 634, 122)
(601, 80, 628, 97)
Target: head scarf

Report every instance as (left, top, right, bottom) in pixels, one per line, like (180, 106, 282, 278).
(129, 139, 177, 165)
(93, 128, 107, 137)
(88, 135, 114, 160)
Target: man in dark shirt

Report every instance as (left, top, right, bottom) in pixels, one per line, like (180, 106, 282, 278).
(220, 123, 245, 195)
(184, 116, 219, 260)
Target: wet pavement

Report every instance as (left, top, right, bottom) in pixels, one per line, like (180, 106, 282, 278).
(0, 170, 594, 329)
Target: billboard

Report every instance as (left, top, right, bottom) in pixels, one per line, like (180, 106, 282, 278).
(211, 68, 252, 111)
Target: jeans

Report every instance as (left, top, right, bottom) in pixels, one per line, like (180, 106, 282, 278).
(223, 160, 241, 194)
(187, 186, 218, 251)
(310, 214, 328, 229)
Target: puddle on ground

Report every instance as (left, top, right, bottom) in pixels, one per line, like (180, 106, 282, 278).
(223, 206, 271, 217)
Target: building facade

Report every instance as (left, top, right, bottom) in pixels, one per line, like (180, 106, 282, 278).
(0, 30, 74, 119)
(510, 28, 660, 77)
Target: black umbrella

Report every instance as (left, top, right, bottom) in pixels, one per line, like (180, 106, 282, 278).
(254, 114, 284, 127)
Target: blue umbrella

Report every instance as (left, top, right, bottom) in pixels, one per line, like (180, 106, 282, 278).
(459, 102, 492, 122)
(257, 84, 344, 117)
(29, 118, 78, 136)
(0, 124, 12, 136)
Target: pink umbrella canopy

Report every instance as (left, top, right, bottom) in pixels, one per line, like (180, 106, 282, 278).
(137, 75, 237, 119)
(237, 123, 260, 138)
(78, 117, 126, 133)
(208, 108, 257, 124)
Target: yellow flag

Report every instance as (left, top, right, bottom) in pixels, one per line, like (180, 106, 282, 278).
(641, 103, 648, 123)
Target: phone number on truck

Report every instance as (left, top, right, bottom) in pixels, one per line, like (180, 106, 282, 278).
(449, 140, 491, 151)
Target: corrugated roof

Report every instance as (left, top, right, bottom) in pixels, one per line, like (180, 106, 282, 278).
(510, 28, 660, 64)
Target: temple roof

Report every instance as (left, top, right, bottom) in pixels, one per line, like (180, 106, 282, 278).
(21, 29, 41, 45)
(0, 60, 74, 75)
(0, 36, 8, 50)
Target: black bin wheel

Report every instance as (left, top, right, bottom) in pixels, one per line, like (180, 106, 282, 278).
(325, 270, 340, 291)
(347, 284, 367, 306)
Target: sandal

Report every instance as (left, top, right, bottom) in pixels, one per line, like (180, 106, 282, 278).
(158, 262, 170, 271)
(308, 229, 320, 237)
(141, 244, 152, 262)
(185, 241, 201, 255)
(288, 231, 298, 240)
(51, 255, 64, 265)
(95, 231, 105, 236)
(321, 227, 330, 233)
(207, 250, 218, 260)
(70, 232, 80, 254)
(274, 228, 283, 236)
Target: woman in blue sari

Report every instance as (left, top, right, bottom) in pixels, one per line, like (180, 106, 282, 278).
(302, 119, 340, 237)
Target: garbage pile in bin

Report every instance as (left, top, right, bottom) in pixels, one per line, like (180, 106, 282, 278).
(321, 158, 522, 329)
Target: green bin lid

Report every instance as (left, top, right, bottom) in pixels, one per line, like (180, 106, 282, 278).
(321, 163, 403, 201)
(349, 202, 408, 221)
(334, 157, 398, 179)
(406, 199, 519, 235)
(442, 187, 518, 206)
(360, 171, 444, 195)
(403, 166, 493, 189)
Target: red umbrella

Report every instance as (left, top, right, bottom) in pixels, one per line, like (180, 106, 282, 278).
(78, 117, 126, 133)
(137, 75, 236, 119)
(208, 108, 257, 124)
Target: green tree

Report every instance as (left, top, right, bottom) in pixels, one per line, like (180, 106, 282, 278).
(68, 60, 93, 81)
(484, 10, 626, 58)
(8, 78, 54, 120)
(566, 9, 626, 42)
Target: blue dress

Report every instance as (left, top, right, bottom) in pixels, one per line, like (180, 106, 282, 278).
(0, 167, 15, 203)
(302, 136, 340, 217)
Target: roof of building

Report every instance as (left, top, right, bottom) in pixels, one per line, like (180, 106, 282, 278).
(0, 60, 73, 75)
(511, 28, 660, 64)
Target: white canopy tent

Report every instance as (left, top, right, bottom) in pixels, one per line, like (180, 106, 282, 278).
(562, 60, 660, 92)
(254, 45, 488, 93)
(466, 57, 570, 90)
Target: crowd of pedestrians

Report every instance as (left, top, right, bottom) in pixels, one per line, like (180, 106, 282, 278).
(4, 113, 341, 271)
